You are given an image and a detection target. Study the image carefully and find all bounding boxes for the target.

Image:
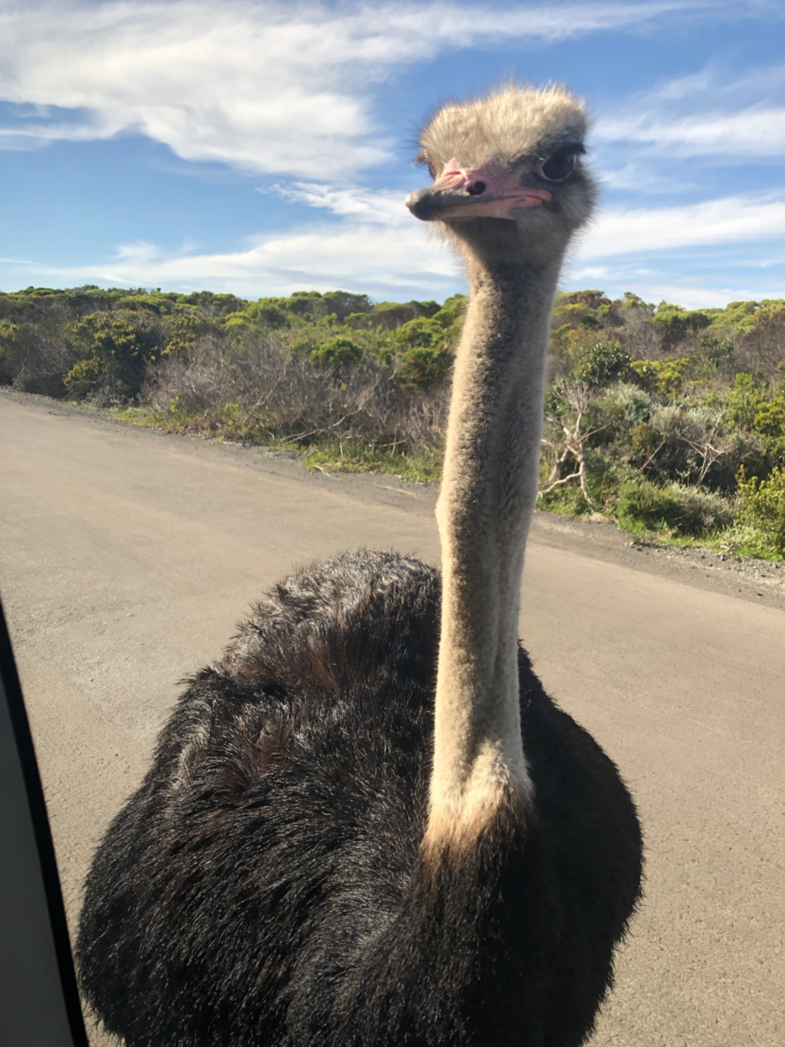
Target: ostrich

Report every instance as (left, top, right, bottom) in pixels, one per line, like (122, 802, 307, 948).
(77, 85, 643, 1047)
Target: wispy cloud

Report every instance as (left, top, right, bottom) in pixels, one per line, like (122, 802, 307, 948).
(6, 190, 784, 303)
(596, 64, 785, 159)
(598, 106, 785, 158)
(3, 221, 459, 298)
(0, 0, 722, 176)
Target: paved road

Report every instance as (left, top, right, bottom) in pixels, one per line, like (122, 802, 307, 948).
(1, 391, 783, 1047)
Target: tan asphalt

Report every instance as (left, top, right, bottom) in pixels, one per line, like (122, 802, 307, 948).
(1, 390, 783, 1047)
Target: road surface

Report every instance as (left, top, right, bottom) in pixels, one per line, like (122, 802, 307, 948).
(1, 390, 783, 1047)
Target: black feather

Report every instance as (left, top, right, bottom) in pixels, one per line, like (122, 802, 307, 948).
(77, 550, 642, 1047)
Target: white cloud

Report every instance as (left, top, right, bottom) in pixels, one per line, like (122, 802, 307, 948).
(114, 241, 160, 265)
(578, 195, 785, 258)
(265, 183, 409, 227)
(566, 265, 611, 281)
(0, 0, 717, 177)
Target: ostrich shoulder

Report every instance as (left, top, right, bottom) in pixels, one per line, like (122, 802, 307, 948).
(224, 549, 441, 687)
(149, 550, 441, 790)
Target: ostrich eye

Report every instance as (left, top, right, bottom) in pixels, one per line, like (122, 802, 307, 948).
(537, 150, 577, 182)
(415, 151, 436, 179)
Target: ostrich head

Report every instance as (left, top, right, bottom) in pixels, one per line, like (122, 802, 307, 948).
(406, 84, 596, 264)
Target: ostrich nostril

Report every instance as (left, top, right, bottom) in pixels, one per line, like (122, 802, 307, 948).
(467, 181, 486, 196)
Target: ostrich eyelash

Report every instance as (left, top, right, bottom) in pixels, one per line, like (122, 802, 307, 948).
(414, 152, 436, 178)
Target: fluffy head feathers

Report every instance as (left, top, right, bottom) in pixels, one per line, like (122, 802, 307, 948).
(417, 84, 588, 177)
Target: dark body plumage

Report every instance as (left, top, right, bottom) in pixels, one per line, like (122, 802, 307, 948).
(77, 550, 642, 1047)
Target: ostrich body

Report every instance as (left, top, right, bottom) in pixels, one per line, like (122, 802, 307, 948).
(77, 86, 642, 1047)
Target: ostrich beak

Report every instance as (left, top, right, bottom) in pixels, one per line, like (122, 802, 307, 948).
(406, 159, 551, 221)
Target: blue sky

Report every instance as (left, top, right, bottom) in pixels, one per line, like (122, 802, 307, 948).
(1, 0, 783, 308)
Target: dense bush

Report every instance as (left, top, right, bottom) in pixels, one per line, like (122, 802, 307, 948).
(142, 331, 449, 457)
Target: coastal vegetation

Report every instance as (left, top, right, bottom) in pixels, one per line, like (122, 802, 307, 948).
(1, 284, 783, 559)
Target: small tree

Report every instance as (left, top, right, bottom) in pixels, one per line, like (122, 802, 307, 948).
(540, 379, 606, 509)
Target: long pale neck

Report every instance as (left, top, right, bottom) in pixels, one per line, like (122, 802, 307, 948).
(426, 252, 562, 847)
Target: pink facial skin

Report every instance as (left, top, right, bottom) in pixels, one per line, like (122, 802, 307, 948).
(429, 158, 552, 218)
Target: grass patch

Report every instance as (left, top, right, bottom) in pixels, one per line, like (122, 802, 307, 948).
(300, 440, 443, 482)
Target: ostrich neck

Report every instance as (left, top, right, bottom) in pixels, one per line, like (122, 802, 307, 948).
(427, 251, 562, 846)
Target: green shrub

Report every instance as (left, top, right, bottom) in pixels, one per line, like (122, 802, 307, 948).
(753, 387, 785, 439)
(246, 301, 289, 328)
(65, 313, 164, 401)
(309, 337, 363, 372)
(616, 479, 733, 536)
(628, 421, 663, 465)
(574, 340, 632, 385)
(390, 317, 444, 352)
(430, 294, 467, 329)
(693, 335, 735, 377)
(395, 346, 451, 388)
(114, 293, 175, 315)
(627, 359, 660, 392)
(287, 291, 323, 318)
(318, 291, 373, 322)
(616, 479, 684, 531)
(724, 374, 785, 472)
(666, 484, 735, 534)
(1, 319, 76, 396)
(656, 357, 690, 395)
(725, 372, 767, 430)
(367, 300, 439, 331)
(596, 382, 654, 426)
(345, 312, 372, 331)
(162, 312, 218, 355)
(651, 303, 711, 346)
(619, 292, 654, 314)
(628, 356, 692, 395)
(0, 322, 20, 384)
(737, 467, 785, 557)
